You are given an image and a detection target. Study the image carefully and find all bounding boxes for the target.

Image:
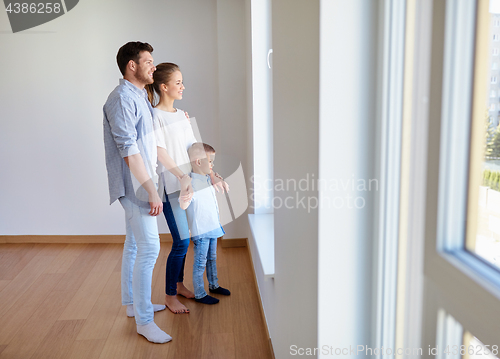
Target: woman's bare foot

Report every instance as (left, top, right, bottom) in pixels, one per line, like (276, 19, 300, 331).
(177, 282, 195, 299)
(165, 294, 189, 314)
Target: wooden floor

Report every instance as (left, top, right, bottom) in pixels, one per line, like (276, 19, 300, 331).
(0, 241, 273, 359)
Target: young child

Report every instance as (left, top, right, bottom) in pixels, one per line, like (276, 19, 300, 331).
(180, 142, 230, 304)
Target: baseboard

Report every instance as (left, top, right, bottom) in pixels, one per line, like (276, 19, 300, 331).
(159, 234, 173, 242)
(0, 234, 173, 244)
(0, 235, 247, 246)
(220, 237, 247, 248)
(244, 239, 275, 358)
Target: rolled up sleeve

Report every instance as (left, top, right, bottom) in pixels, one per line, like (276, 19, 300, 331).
(105, 95, 140, 158)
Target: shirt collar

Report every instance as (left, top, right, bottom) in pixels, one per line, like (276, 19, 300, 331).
(120, 78, 148, 99)
(190, 172, 211, 183)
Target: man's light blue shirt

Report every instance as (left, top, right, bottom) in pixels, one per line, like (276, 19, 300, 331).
(185, 172, 225, 240)
(103, 79, 158, 208)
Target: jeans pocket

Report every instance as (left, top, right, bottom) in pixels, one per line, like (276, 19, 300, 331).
(119, 197, 135, 222)
(139, 204, 152, 217)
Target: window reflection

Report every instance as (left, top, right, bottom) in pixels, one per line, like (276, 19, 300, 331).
(468, 2, 500, 269)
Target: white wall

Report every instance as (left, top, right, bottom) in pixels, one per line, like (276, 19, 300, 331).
(271, 0, 320, 356)
(215, 0, 249, 239)
(318, 0, 377, 354)
(0, 0, 248, 236)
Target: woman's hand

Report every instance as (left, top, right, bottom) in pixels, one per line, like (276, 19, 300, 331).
(211, 171, 229, 193)
(179, 175, 193, 203)
(184, 111, 190, 124)
(178, 196, 191, 210)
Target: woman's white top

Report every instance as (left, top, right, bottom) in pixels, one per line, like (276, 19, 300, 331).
(153, 108, 197, 196)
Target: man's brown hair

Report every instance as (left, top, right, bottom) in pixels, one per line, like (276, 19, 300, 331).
(116, 41, 154, 76)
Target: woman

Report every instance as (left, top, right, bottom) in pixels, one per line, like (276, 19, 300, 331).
(147, 63, 227, 314)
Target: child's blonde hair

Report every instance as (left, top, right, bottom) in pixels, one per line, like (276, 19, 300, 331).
(188, 142, 216, 162)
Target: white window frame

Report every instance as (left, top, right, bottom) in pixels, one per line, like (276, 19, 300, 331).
(415, 0, 500, 352)
(394, 0, 434, 356)
(374, 0, 406, 356)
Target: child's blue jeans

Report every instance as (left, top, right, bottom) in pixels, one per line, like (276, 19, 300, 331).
(192, 237, 219, 299)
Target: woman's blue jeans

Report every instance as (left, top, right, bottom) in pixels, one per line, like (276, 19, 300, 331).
(163, 191, 190, 296)
(192, 237, 219, 299)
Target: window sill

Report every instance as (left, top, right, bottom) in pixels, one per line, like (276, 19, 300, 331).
(248, 213, 275, 278)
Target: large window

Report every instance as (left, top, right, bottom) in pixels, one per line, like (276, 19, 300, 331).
(418, 0, 500, 355)
(469, 0, 500, 271)
(250, 0, 273, 215)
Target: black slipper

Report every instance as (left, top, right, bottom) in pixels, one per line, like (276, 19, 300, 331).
(195, 295, 219, 304)
(209, 286, 231, 296)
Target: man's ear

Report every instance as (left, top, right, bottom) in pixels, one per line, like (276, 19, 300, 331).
(128, 60, 136, 73)
(194, 158, 201, 167)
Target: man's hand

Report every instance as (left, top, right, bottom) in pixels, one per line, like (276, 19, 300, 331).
(149, 192, 163, 216)
(123, 154, 163, 216)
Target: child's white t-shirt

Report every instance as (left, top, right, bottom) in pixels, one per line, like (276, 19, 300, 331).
(153, 108, 197, 196)
(184, 172, 225, 240)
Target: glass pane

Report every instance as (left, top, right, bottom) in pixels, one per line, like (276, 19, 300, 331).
(250, 0, 274, 214)
(466, 0, 500, 269)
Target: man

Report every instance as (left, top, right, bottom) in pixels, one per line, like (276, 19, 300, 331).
(103, 41, 170, 344)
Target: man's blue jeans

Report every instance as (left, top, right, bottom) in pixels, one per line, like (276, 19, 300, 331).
(163, 191, 191, 296)
(192, 237, 219, 299)
(119, 196, 160, 326)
